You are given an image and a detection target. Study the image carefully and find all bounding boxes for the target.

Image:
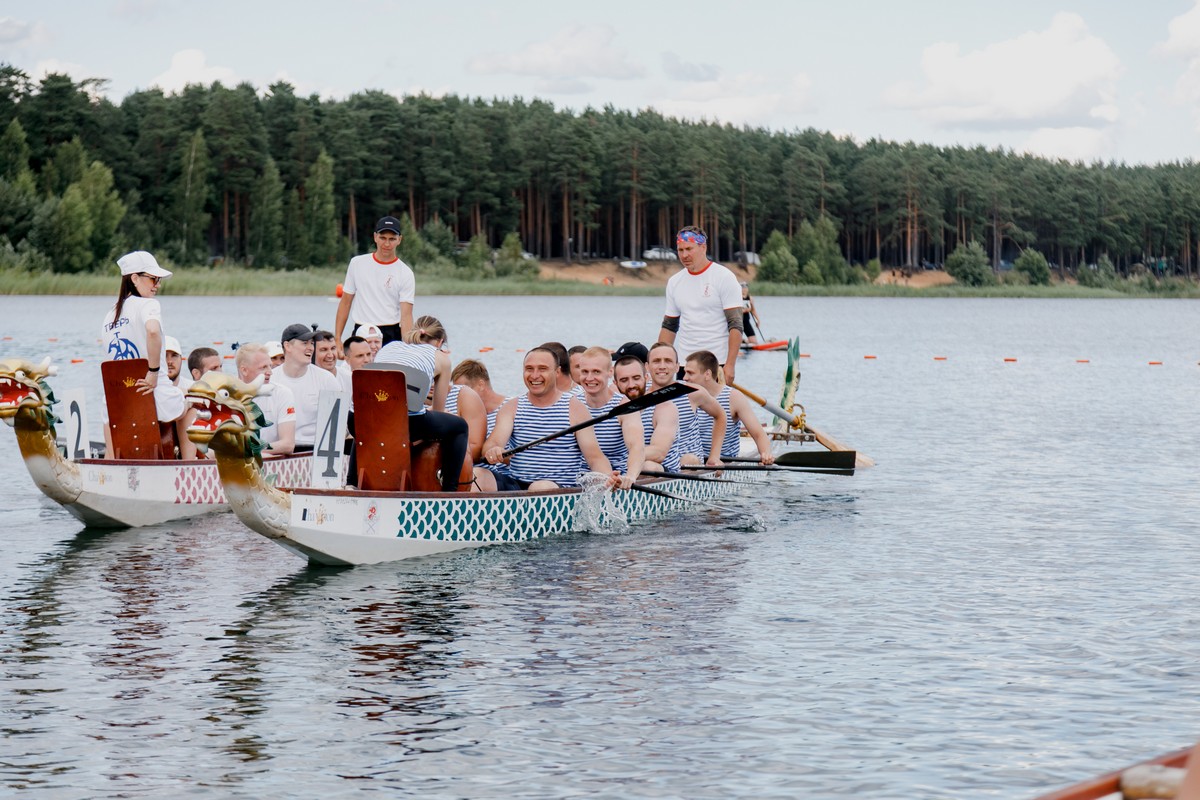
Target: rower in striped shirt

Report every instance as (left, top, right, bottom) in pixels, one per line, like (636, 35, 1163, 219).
(475, 347, 617, 492)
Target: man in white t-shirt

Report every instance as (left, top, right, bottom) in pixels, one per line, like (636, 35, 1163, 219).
(235, 343, 296, 455)
(658, 225, 744, 384)
(268, 323, 341, 450)
(334, 216, 415, 358)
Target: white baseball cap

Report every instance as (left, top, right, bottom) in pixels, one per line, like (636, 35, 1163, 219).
(164, 336, 182, 355)
(355, 324, 384, 340)
(266, 341, 284, 359)
(117, 250, 173, 278)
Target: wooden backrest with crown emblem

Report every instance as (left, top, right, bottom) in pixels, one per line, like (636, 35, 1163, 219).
(101, 358, 173, 459)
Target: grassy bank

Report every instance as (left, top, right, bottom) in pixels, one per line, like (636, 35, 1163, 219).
(0, 265, 1197, 298)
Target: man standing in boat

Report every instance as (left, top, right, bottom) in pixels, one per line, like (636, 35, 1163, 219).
(658, 225, 744, 384)
(334, 216, 415, 356)
(475, 348, 615, 492)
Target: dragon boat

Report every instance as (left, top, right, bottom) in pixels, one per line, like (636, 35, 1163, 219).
(1032, 744, 1195, 800)
(0, 356, 311, 528)
(186, 366, 754, 567)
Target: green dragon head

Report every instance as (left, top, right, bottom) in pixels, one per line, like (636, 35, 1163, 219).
(185, 371, 269, 459)
(0, 356, 58, 432)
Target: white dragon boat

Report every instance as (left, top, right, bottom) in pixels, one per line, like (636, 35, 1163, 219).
(0, 356, 311, 528)
(186, 367, 755, 567)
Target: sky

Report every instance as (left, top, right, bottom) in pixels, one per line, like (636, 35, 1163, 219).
(4, 0, 1200, 166)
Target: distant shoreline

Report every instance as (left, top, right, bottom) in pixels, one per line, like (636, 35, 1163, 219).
(0, 264, 1194, 299)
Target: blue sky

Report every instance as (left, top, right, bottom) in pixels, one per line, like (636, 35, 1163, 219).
(4, 0, 1200, 165)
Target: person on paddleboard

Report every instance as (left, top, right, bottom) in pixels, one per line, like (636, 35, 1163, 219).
(740, 282, 763, 345)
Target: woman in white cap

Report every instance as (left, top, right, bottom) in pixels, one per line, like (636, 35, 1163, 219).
(100, 250, 195, 458)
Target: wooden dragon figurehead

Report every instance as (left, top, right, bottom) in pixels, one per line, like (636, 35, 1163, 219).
(185, 371, 270, 459)
(0, 357, 57, 433)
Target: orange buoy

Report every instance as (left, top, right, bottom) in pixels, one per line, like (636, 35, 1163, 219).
(2, 336, 11, 341)
(336, 283, 344, 298)
(47, 337, 58, 342)
(1076, 359, 1090, 363)
(479, 346, 494, 353)
(70, 358, 84, 364)
(223, 354, 234, 359)
(212, 341, 224, 345)
(799, 353, 811, 358)
(1003, 358, 1017, 362)
(863, 355, 877, 359)
(515, 348, 525, 352)
(1149, 361, 1163, 365)
(934, 356, 947, 361)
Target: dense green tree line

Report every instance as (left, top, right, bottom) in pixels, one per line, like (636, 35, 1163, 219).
(3, 63, 1200, 280)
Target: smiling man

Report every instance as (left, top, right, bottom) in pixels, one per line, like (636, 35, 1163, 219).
(334, 216, 415, 357)
(268, 323, 341, 451)
(475, 347, 614, 492)
(658, 225, 744, 384)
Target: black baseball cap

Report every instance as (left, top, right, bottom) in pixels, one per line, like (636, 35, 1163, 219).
(375, 216, 402, 234)
(612, 341, 649, 364)
(281, 323, 317, 343)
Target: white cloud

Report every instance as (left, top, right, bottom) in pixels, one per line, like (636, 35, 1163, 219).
(662, 52, 720, 82)
(885, 13, 1121, 129)
(1021, 127, 1113, 162)
(0, 16, 46, 46)
(655, 72, 813, 127)
(150, 49, 238, 93)
(467, 25, 644, 81)
(1157, 1, 1200, 56)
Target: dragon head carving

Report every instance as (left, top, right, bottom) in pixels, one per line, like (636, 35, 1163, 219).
(0, 357, 58, 431)
(185, 372, 270, 459)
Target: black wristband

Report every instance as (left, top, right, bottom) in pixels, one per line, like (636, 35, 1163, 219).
(148, 366, 160, 372)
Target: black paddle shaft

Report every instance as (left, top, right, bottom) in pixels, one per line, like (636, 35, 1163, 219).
(501, 382, 696, 458)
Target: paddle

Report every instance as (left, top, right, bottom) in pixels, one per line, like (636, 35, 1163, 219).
(732, 381, 876, 469)
(630, 482, 746, 516)
(501, 382, 696, 458)
(679, 464, 855, 476)
(724, 450, 857, 470)
(731, 381, 801, 428)
(638, 468, 737, 483)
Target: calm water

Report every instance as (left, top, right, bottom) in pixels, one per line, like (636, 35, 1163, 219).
(1, 294, 1198, 799)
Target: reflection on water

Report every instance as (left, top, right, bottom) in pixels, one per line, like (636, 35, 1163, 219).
(0, 296, 1199, 797)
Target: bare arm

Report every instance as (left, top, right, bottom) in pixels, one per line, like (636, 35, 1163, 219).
(618, 412, 644, 487)
(570, 398, 613, 476)
(456, 385, 487, 463)
(269, 420, 296, 455)
(334, 292, 354, 359)
(644, 402, 678, 464)
(689, 387, 726, 466)
(483, 398, 517, 464)
(431, 350, 451, 412)
(138, 319, 163, 395)
(731, 390, 774, 465)
(400, 302, 414, 339)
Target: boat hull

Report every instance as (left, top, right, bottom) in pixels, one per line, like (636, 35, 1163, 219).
(42, 454, 312, 529)
(279, 473, 752, 566)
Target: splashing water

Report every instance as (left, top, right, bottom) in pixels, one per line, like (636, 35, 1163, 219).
(572, 472, 629, 534)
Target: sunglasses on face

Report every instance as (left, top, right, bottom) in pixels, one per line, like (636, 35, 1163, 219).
(137, 273, 162, 284)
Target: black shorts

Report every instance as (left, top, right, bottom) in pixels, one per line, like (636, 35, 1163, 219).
(493, 472, 532, 491)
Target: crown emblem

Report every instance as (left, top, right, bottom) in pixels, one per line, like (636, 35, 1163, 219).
(123, 377, 137, 388)
(375, 390, 389, 402)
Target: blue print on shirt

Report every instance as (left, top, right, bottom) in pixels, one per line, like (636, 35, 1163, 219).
(107, 333, 140, 360)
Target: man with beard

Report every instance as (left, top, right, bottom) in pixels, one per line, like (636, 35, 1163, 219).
(613, 348, 680, 472)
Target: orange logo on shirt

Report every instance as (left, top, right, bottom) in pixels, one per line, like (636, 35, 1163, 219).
(285, 407, 295, 414)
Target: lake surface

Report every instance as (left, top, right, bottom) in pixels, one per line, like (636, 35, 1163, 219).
(1, 294, 1198, 798)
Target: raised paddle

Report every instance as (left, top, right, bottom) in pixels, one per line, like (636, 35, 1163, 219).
(732, 381, 876, 469)
(724, 450, 857, 470)
(731, 381, 801, 428)
(501, 382, 696, 458)
(679, 464, 855, 476)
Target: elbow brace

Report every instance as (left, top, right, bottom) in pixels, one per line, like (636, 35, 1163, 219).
(724, 308, 744, 333)
(661, 315, 680, 333)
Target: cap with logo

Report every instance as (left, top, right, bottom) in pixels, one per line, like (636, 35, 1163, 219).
(612, 341, 649, 364)
(375, 216, 402, 235)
